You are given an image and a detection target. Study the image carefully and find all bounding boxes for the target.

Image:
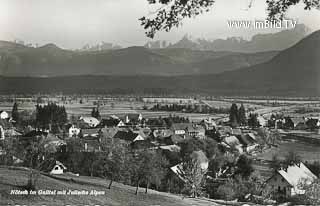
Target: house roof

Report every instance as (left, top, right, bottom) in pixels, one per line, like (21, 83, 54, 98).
(153, 129, 173, 138)
(186, 125, 205, 133)
(100, 118, 122, 127)
(223, 136, 241, 147)
(113, 130, 140, 142)
(275, 163, 317, 189)
(159, 145, 181, 152)
(237, 135, 253, 146)
(81, 128, 100, 136)
(79, 116, 100, 126)
(130, 140, 155, 150)
(217, 126, 233, 137)
(232, 128, 242, 136)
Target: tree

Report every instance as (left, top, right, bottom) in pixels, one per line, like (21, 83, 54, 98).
(35, 103, 67, 131)
(238, 104, 247, 126)
(91, 107, 101, 119)
(96, 139, 128, 189)
(140, 0, 320, 38)
(179, 157, 206, 197)
(248, 113, 259, 128)
(229, 103, 239, 127)
(11, 102, 20, 124)
(235, 154, 254, 179)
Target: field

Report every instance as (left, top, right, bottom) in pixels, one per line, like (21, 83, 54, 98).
(255, 140, 320, 162)
(0, 166, 225, 206)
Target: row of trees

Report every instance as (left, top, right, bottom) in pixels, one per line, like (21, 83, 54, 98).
(149, 103, 229, 114)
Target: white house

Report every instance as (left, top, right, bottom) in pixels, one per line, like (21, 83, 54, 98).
(50, 161, 67, 175)
(267, 163, 317, 197)
(79, 116, 100, 128)
(68, 125, 81, 137)
(257, 115, 267, 127)
(0, 111, 9, 119)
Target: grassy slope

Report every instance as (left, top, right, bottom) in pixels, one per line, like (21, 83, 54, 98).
(0, 167, 222, 206)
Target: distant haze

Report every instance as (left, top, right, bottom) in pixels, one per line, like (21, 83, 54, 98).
(0, 0, 320, 49)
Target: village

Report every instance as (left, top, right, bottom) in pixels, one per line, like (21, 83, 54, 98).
(0, 95, 320, 205)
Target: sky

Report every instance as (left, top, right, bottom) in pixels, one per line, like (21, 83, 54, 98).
(0, 0, 319, 49)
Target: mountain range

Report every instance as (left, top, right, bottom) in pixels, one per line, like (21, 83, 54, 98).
(0, 25, 318, 96)
(145, 24, 309, 53)
(0, 41, 277, 77)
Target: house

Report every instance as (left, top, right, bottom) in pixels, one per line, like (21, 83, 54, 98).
(113, 130, 144, 143)
(0, 111, 9, 119)
(237, 133, 259, 153)
(257, 116, 267, 127)
(130, 140, 155, 150)
(81, 128, 101, 138)
(222, 135, 243, 153)
(50, 161, 67, 175)
(99, 118, 125, 128)
(186, 125, 206, 139)
(68, 125, 81, 137)
(79, 116, 100, 128)
(216, 126, 233, 137)
(123, 113, 143, 123)
(152, 129, 173, 139)
(201, 117, 217, 131)
(232, 128, 242, 136)
(170, 123, 189, 135)
(267, 163, 317, 197)
(42, 134, 66, 152)
(82, 136, 102, 152)
(158, 145, 181, 152)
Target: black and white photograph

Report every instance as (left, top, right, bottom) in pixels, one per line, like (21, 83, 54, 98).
(0, 0, 320, 205)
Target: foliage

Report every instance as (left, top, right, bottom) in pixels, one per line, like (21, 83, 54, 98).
(11, 102, 20, 124)
(217, 172, 265, 201)
(179, 157, 206, 197)
(35, 103, 67, 132)
(141, 0, 320, 38)
(96, 139, 129, 189)
(234, 154, 254, 178)
(150, 103, 229, 114)
(248, 113, 259, 128)
(238, 104, 247, 126)
(91, 107, 101, 119)
(229, 103, 239, 127)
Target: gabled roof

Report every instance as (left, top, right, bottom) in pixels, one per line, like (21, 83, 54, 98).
(100, 118, 123, 127)
(223, 135, 241, 147)
(276, 163, 317, 188)
(232, 128, 242, 136)
(237, 134, 256, 146)
(130, 140, 155, 150)
(81, 128, 100, 136)
(79, 116, 100, 126)
(113, 130, 140, 142)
